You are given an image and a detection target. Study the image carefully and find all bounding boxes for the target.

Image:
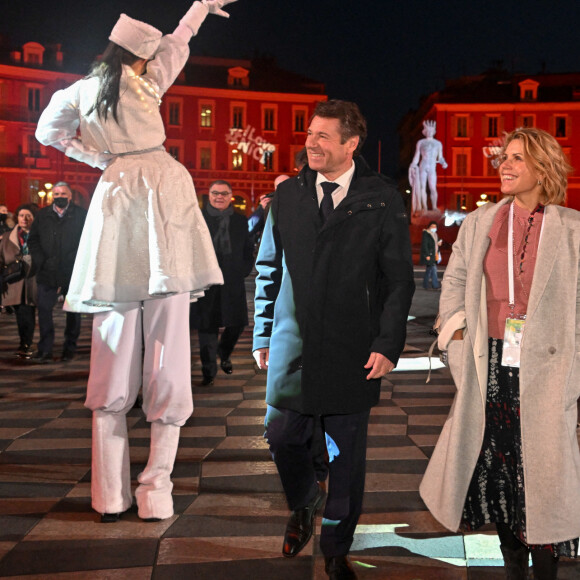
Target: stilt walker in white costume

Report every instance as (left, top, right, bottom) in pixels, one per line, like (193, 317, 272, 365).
(35, 0, 238, 522)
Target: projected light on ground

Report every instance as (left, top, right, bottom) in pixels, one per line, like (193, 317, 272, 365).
(349, 524, 513, 567)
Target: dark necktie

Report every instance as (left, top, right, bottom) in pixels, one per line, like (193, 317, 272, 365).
(320, 182, 339, 222)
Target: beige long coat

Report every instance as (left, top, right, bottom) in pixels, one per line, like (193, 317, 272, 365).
(0, 227, 36, 307)
(420, 197, 580, 545)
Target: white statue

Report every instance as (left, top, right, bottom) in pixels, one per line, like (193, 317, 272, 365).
(409, 120, 447, 214)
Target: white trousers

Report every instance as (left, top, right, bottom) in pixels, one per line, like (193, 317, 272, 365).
(86, 293, 193, 517)
(85, 293, 193, 424)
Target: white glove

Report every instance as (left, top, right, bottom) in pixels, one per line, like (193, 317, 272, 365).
(202, 0, 237, 18)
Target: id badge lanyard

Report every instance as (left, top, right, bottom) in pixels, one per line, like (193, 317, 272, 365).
(502, 201, 545, 367)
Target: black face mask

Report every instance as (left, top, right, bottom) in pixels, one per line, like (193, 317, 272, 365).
(0, 213, 6, 223)
(53, 197, 69, 209)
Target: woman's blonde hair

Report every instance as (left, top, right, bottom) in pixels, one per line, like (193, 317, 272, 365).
(503, 127, 573, 205)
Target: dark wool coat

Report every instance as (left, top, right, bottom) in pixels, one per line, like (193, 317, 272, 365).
(190, 208, 254, 329)
(253, 157, 415, 415)
(28, 203, 87, 292)
(420, 229, 437, 265)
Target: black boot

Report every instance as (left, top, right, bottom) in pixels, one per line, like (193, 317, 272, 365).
(500, 545, 530, 580)
(530, 549, 558, 580)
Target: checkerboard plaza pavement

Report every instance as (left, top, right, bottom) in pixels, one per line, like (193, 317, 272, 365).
(0, 273, 577, 578)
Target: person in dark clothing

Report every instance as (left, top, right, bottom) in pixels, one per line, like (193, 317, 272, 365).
(247, 193, 272, 250)
(190, 180, 254, 385)
(27, 182, 87, 362)
(248, 175, 289, 251)
(419, 219, 442, 289)
(253, 100, 415, 579)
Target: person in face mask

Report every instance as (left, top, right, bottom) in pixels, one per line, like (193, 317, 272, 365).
(419, 220, 442, 290)
(27, 182, 87, 363)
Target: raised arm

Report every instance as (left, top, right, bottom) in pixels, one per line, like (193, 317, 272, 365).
(149, 0, 238, 94)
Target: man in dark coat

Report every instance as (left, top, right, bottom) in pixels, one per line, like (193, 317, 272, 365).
(419, 220, 442, 289)
(253, 100, 415, 579)
(28, 181, 87, 363)
(190, 180, 254, 386)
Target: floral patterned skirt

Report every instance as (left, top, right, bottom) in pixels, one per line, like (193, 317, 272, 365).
(461, 338, 578, 558)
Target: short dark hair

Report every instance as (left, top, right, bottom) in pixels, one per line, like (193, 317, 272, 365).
(209, 179, 232, 192)
(294, 147, 308, 171)
(428, 220, 438, 227)
(311, 100, 367, 155)
(15, 203, 38, 219)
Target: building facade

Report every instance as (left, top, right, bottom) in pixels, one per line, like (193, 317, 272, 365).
(399, 70, 580, 214)
(0, 43, 326, 213)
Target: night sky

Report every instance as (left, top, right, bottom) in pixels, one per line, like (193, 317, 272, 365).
(2, 0, 580, 175)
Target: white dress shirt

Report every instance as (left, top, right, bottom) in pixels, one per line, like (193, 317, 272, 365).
(315, 161, 356, 210)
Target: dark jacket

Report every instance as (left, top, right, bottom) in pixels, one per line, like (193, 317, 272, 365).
(190, 207, 254, 329)
(28, 203, 87, 291)
(420, 229, 438, 265)
(253, 157, 415, 415)
(248, 194, 273, 248)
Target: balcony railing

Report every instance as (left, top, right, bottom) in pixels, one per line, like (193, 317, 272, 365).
(0, 106, 42, 123)
(0, 154, 50, 169)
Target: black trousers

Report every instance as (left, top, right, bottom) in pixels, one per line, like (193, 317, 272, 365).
(14, 303, 35, 346)
(198, 325, 245, 378)
(37, 283, 81, 354)
(265, 405, 370, 557)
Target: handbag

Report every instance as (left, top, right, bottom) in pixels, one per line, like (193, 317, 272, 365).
(1, 258, 24, 285)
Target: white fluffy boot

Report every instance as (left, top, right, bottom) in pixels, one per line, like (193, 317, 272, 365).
(135, 422, 180, 520)
(91, 410, 132, 516)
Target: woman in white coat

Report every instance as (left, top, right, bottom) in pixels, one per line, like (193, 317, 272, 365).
(420, 127, 580, 579)
(35, 1, 237, 522)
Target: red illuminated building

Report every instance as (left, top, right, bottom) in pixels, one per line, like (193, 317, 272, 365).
(0, 41, 326, 212)
(399, 69, 580, 213)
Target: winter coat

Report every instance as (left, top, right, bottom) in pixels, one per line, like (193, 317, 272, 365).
(190, 208, 254, 329)
(27, 203, 87, 292)
(420, 197, 580, 545)
(0, 227, 37, 306)
(420, 229, 438, 265)
(253, 157, 415, 415)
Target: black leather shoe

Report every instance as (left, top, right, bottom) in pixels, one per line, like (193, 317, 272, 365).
(220, 359, 233, 374)
(100, 512, 122, 523)
(16, 344, 33, 359)
(30, 351, 53, 364)
(200, 375, 214, 386)
(282, 485, 326, 558)
(325, 556, 357, 579)
(61, 350, 76, 362)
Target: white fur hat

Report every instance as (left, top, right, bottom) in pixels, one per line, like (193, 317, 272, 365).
(109, 14, 162, 59)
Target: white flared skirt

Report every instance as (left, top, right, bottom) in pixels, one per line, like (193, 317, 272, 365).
(65, 150, 223, 313)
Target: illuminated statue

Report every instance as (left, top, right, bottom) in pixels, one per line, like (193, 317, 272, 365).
(409, 120, 447, 214)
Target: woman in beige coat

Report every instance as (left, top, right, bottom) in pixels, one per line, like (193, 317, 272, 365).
(420, 128, 580, 580)
(0, 204, 38, 358)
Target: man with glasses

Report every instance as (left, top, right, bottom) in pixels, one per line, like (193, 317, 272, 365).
(190, 180, 254, 385)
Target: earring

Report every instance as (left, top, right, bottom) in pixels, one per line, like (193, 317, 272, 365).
(537, 180, 542, 186)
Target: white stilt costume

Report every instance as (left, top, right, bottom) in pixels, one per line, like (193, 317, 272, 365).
(35, 0, 238, 520)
